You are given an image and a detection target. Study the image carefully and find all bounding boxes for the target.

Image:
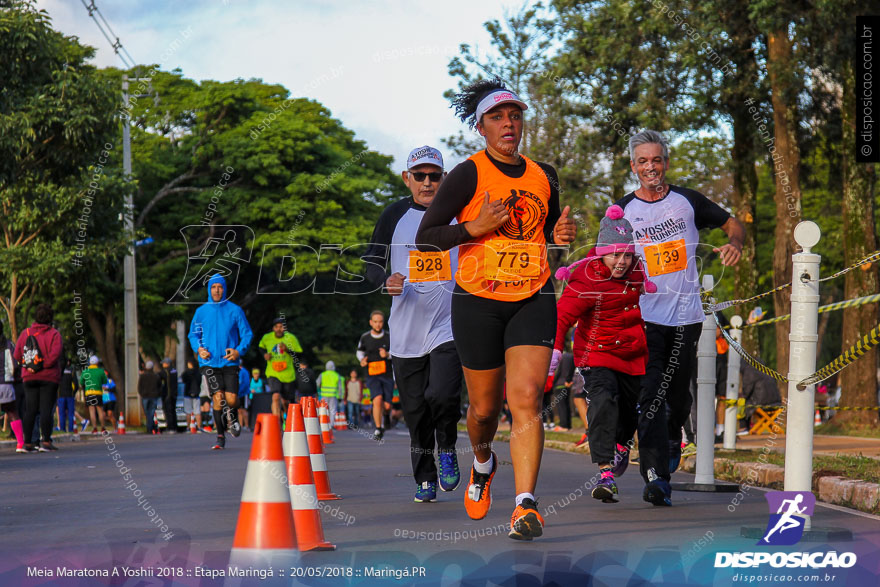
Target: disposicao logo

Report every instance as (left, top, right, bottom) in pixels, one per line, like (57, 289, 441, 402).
(714, 491, 857, 570)
(759, 490, 815, 546)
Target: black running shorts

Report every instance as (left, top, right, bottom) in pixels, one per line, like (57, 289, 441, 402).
(201, 366, 239, 395)
(451, 281, 557, 370)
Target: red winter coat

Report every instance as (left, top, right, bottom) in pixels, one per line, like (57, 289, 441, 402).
(13, 322, 63, 384)
(554, 250, 650, 376)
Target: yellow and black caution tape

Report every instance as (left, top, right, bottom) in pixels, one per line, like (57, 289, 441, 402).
(712, 311, 788, 382)
(739, 293, 880, 329)
(721, 399, 880, 411)
(796, 322, 880, 390)
(815, 249, 880, 283)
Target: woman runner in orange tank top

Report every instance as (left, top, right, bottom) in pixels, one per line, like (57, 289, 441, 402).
(416, 79, 576, 541)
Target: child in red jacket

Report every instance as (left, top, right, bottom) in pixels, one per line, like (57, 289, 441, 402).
(550, 205, 660, 505)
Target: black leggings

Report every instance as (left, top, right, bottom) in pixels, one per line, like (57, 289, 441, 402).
(23, 381, 58, 444)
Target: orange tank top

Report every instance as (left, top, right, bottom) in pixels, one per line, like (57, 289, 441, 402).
(455, 151, 552, 301)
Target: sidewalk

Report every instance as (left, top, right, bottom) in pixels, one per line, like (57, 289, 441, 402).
(735, 433, 880, 459)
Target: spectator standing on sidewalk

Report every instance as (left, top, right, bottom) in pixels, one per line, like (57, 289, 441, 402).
(57, 357, 77, 433)
(180, 360, 202, 430)
(138, 361, 161, 435)
(0, 323, 24, 452)
(14, 303, 63, 452)
(159, 358, 179, 432)
(345, 370, 363, 428)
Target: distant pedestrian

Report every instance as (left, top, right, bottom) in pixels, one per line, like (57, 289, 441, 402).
(57, 357, 77, 433)
(160, 358, 178, 432)
(102, 375, 118, 431)
(138, 361, 161, 435)
(345, 370, 363, 428)
(14, 304, 63, 452)
(295, 361, 317, 402)
(180, 360, 202, 430)
(80, 356, 108, 434)
(0, 324, 24, 452)
(238, 362, 250, 431)
(317, 361, 344, 424)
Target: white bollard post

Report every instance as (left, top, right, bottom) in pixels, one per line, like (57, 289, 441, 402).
(785, 221, 821, 531)
(723, 316, 743, 449)
(695, 274, 717, 485)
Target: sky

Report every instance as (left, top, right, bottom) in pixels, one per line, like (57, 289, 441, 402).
(41, 0, 531, 170)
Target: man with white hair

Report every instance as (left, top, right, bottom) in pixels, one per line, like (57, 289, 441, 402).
(615, 129, 745, 506)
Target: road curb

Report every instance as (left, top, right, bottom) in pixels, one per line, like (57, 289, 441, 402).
(682, 456, 880, 515)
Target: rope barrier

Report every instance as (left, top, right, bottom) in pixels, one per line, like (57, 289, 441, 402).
(814, 249, 880, 283)
(704, 282, 791, 313)
(795, 322, 880, 390)
(711, 310, 789, 382)
(738, 293, 880, 329)
(703, 248, 880, 314)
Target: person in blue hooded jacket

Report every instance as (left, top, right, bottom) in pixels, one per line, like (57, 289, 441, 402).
(187, 274, 253, 450)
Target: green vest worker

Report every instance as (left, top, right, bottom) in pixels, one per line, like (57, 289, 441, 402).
(258, 317, 303, 419)
(316, 361, 344, 426)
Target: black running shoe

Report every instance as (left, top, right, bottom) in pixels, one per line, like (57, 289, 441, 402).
(212, 436, 225, 450)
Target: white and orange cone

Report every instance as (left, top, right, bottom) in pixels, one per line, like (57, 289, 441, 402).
(117, 412, 126, 435)
(230, 413, 299, 566)
(333, 411, 346, 430)
(189, 413, 198, 434)
(815, 409, 822, 426)
(304, 397, 340, 500)
(318, 401, 334, 444)
(284, 404, 336, 551)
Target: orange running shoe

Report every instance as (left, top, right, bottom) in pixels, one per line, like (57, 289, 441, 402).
(509, 497, 544, 540)
(464, 451, 497, 520)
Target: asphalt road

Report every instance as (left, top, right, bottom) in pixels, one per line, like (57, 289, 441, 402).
(2, 426, 879, 586)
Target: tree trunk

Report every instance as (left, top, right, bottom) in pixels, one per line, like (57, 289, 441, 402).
(731, 102, 760, 355)
(767, 28, 802, 402)
(838, 60, 879, 427)
(0, 273, 26, 340)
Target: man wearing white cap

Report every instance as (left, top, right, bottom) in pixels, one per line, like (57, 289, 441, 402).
(80, 355, 108, 435)
(362, 146, 463, 504)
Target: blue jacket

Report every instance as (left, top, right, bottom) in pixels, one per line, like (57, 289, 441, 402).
(187, 274, 253, 368)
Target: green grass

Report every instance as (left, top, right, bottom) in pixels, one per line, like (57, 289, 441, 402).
(716, 448, 880, 485)
(815, 420, 880, 439)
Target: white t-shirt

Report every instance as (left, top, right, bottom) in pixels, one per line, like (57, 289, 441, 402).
(616, 185, 730, 326)
(363, 197, 458, 358)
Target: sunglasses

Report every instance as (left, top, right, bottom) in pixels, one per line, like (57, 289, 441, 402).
(409, 171, 443, 182)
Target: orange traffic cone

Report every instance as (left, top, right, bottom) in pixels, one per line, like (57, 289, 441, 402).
(333, 411, 346, 430)
(117, 412, 126, 435)
(318, 401, 334, 444)
(814, 409, 822, 426)
(230, 413, 298, 566)
(284, 404, 336, 551)
(190, 413, 198, 434)
(303, 397, 340, 500)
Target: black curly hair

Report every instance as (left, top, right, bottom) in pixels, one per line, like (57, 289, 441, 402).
(451, 77, 511, 130)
